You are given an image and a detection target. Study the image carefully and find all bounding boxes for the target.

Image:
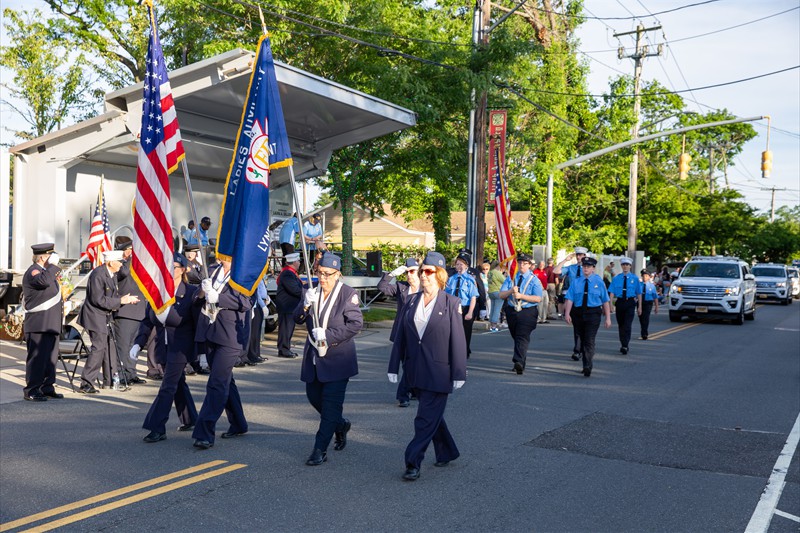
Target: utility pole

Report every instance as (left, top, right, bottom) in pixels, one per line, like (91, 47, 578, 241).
(761, 187, 787, 222)
(615, 24, 662, 258)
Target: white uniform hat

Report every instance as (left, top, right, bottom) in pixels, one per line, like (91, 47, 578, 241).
(574, 246, 588, 254)
(284, 252, 300, 263)
(620, 257, 633, 265)
(103, 250, 124, 262)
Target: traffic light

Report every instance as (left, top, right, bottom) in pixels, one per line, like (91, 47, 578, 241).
(761, 150, 773, 178)
(678, 152, 691, 180)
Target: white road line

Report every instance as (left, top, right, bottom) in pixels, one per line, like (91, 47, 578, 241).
(745, 411, 800, 533)
(774, 509, 800, 523)
(774, 327, 800, 332)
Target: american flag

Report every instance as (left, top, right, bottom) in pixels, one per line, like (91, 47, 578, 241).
(85, 185, 112, 268)
(493, 147, 517, 279)
(131, 6, 184, 313)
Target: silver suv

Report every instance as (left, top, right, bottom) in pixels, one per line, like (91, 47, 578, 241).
(752, 263, 793, 305)
(668, 256, 756, 325)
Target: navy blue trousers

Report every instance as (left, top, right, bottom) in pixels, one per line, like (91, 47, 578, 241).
(570, 308, 602, 370)
(305, 373, 349, 452)
(505, 305, 538, 369)
(615, 299, 637, 348)
(396, 369, 411, 402)
(192, 343, 247, 443)
(639, 301, 654, 338)
(404, 389, 459, 469)
(143, 351, 197, 434)
(24, 332, 58, 396)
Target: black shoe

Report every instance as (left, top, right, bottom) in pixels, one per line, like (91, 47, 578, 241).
(642, 335, 648, 340)
(278, 352, 299, 358)
(254, 356, 266, 363)
(234, 362, 247, 368)
(24, 392, 47, 402)
(620, 347, 628, 355)
(571, 352, 580, 361)
(398, 399, 410, 408)
(434, 461, 450, 467)
(193, 439, 213, 450)
(198, 368, 210, 375)
(402, 466, 420, 481)
(333, 419, 351, 451)
(583, 367, 592, 377)
(143, 431, 166, 443)
(148, 373, 164, 381)
(244, 361, 259, 366)
(78, 385, 99, 394)
(306, 448, 327, 466)
(42, 391, 64, 399)
(185, 369, 197, 375)
(178, 423, 195, 432)
(129, 377, 147, 384)
(513, 362, 524, 375)
(221, 430, 247, 439)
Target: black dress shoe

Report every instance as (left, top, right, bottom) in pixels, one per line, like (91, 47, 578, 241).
(198, 368, 210, 375)
(278, 352, 298, 358)
(193, 439, 213, 450)
(244, 361, 259, 366)
(434, 461, 450, 467)
(583, 367, 592, 377)
(221, 430, 247, 439)
(129, 377, 147, 384)
(402, 466, 420, 481)
(306, 449, 327, 466)
(254, 356, 267, 363)
(42, 391, 64, 399)
(178, 423, 195, 432)
(513, 362, 524, 375)
(571, 352, 581, 361)
(234, 361, 247, 368)
(333, 419, 351, 451)
(24, 392, 47, 402)
(143, 431, 166, 443)
(620, 347, 628, 355)
(642, 335, 648, 340)
(398, 399, 410, 408)
(78, 385, 99, 394)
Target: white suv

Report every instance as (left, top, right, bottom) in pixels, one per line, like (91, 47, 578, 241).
(752, 263, 793, 305)
(668, 256, 756, 325)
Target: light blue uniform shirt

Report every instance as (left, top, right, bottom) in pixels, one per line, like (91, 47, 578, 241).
(445, 272, 479, 307)
(608, 272, 642, 299)
(642, 280, 658, 302)
(279, 217, 300, 245)
(500, 271, 542, 309)
(303, 221, 323, 250)
(565, 274, 610, 308)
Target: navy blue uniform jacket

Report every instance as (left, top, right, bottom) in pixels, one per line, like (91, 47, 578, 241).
(115, 260, 145, 320)
(388, 291, 468, 394)
(78, 266, 121, 332)
(22, 263, 63, 334)
(135, 282, 202, 364)
(275, 266, 303, 313)
(194, 266, 252, 350)
(294, 282, 363, 383)
(377, 273, 413, 342)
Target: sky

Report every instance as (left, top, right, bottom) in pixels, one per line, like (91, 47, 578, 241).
(1, 0, 798, 215)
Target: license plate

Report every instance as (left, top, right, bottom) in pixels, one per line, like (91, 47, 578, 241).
(758, 294, 768, 299)
(695, 306, 708, 313)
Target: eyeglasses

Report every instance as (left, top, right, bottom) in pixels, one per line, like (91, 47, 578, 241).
(407, 269, 419, 274)
(317, 270, 339, 279)
(419, 268, 436, 276)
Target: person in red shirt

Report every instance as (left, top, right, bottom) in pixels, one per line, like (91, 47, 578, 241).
(544, 258, 558, 319)
(533, 261, 550, 324)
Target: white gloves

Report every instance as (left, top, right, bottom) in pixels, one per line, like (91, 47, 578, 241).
(156, 307, 170, 325)
(304, 287, 318, 308)
(48, 253, 60, 266)
(129, 344, 141, 362)
(201, 278, 213, 292)
(205, 288, 219, 304)
(388, 373, 399, 383)
(389, 265, 407, 277)
(453, 380, 465, 390)
(198, 353, 209, 370)
(312, 327, 326, 343)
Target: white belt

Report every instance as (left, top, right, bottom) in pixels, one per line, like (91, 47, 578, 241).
(22, 292, 62, 314)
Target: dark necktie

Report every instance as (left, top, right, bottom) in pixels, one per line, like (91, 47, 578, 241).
(517, 274, 522, 286)
(455, 276, 461, 297)
(622, 275, 628, 299)
(582, 278, 589, 309)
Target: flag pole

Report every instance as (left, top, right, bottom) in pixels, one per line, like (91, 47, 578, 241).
(180, 159, 209, 280)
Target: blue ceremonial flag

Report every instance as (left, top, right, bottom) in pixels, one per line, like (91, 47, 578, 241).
(216, 34, 293, 295)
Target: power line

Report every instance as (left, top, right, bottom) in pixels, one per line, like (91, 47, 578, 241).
(535, 0, 722, 21)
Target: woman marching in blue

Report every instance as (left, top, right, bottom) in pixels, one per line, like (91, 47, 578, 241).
(389, 251, 468, 481)
(133, 253, 202, 443)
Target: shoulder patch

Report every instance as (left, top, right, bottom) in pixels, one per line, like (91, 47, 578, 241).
(350, 293, 359, 306)
(31, 270, 40, 276)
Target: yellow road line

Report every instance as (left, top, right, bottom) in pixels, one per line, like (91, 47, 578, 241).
(649, 318, 713, 340)
(0, 461, 228, 532)
(20, 463, 247, 533)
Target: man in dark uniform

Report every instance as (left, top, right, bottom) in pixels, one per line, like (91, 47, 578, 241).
(275, 252, 303, 358)
(183, 244, 204, 285)
(113, 238, 147, 384)
(21, 243, 64, 401)
(554, 246, 588, 361)
(498, 253, 543, 375)
(608, 257, 642, 354)
(77, 250, 140, 393)
(564, 256, 612, 377)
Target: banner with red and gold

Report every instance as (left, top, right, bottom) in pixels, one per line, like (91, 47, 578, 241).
(487, 110, 507, 203)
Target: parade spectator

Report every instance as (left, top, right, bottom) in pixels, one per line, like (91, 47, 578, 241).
(388, 251, 467, 481)
(479, 261, 491, 320)
(603, 261, 615, 288)
(377, 258, 420, 407)
(198, 216, 212, 246)
(295, 253, 363, 466)
(279, 214, 301, 256)
(564, 257, 612, 377)
(303, 213, 325, 253)
(21, 243, 64, 401)
(498, 253, 543, 375)
(487, 261, 505, 332)
(181, 220, 195, 244)
(533, 260, 549, 324)
(545, 258, 558, 319)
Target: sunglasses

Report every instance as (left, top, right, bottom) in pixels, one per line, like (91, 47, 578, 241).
(419, 268, 437, 276)
(318, 270, 339, 279)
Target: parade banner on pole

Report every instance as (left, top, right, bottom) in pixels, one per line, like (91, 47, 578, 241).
(216, 34, 293, 296)
(488, 110, 507, 203)
(493, 146, 517, 279)
(131, 1, 185, 313)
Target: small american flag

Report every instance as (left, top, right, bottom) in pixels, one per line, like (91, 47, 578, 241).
(493, 147, 517, 279)
(85, 185, 112, 268)
(131, 5, 184, 313)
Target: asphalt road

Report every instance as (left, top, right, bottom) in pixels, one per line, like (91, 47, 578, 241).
(1, 302, 798, 532)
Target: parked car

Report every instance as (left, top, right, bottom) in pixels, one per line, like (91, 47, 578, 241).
(787, 267, 800, 299)
(668, 256, 756, 324)
(751, 263, 793, 305)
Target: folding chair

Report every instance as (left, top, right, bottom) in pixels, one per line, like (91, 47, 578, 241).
(59, 324, 90, 392)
